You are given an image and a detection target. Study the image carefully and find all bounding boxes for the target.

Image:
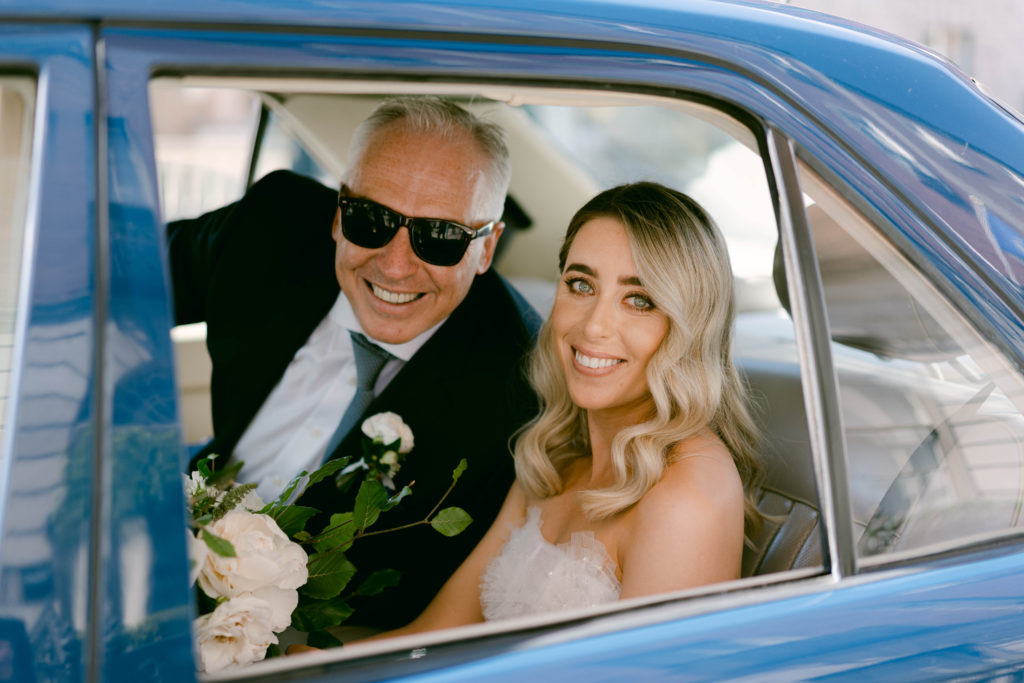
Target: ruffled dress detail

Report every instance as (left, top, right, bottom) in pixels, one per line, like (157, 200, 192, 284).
(479, 507, 621, 621)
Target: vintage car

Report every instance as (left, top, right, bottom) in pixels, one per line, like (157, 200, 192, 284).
(1, 0, 1023, 680)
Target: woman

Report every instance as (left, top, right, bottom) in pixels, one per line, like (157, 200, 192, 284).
(372, 181, 761, 634)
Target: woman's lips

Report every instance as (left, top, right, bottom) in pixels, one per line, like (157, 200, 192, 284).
(573, 347, 624, 370)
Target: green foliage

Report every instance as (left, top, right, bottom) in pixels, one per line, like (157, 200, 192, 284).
(272, 505, 320, 537)
(188, 429, 478, 661)
(291, 596, 354, 631)
(452, 458, 468, 483)
(429, 507, 473, 537)
(353, 480, 388, 532)
(381, 486, 412, 512)
(312, 513, 355, 554)
(306, 630, 343, 649)
(303, 552, 357, 600)
(200, 528, 236, 558)
(355, 569, 401, 597)
(210, 482, 258, 521)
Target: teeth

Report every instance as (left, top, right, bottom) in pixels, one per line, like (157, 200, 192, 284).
(575, 350, 622, 369)
(372, 283, 420, 304)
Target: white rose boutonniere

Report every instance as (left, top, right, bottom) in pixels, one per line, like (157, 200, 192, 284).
(361, 411, 414, 453)
(337, 412, 414, 489)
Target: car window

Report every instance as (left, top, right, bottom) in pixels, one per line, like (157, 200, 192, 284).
(798, 161, 1024, 563)
(150, 84, 259, 222)
(0, 76, 35, 458)
(153, 80, 823, 676)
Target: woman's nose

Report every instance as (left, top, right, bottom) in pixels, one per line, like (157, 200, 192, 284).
(582, 296, 615, 339)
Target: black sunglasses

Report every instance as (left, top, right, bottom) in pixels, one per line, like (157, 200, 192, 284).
(337, 187, 496, 267)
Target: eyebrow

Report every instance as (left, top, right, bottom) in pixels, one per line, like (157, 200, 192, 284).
(564, 263, 643, 287)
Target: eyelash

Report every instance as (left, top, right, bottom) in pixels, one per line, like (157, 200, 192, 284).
(563, 277, 656, 312)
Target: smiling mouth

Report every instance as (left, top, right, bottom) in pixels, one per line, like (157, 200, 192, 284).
(370, 282, 424, 305)
(574, 348, 624, 369)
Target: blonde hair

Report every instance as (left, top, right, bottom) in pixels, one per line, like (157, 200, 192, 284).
(514, 182, 762, 537)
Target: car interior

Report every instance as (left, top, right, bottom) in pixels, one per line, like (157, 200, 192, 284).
(152, 78, 1024, 650)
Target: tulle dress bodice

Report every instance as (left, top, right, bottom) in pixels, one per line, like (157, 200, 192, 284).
(479, 507, 621, 621)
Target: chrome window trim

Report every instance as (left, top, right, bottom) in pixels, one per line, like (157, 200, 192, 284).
(765, 127, 855, 580)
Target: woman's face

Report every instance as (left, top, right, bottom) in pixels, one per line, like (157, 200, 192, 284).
(551, 216, 669, 422)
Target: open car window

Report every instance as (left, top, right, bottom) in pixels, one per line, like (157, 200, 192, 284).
(797, 161, 1024, 564)
(0, 76, 34, 459)
(152, 80, 825, 676)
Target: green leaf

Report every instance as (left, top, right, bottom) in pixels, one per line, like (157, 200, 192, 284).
(207, 460, 243, 487)
(306, 457, 351, 488)
(303, 551, 357, 599)
(293, 531, 312, 543)
(195, 456, 214, 480)
(381, 485, 413, 512)
(291, 596, 354, 632)
(430, 507, 473, 537)
(353, 480, 387, 532)
(452, 458, 468, 483)
(265, 643, 281, 659)
(272, 505, 319, 537)
(354, 569, 402, 597)
(200, 528, 236, 557)
(312, 512, 356, 554)
(306, 630, 343, 650)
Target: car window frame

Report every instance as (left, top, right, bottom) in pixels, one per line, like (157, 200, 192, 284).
(100, 20, 928, 679)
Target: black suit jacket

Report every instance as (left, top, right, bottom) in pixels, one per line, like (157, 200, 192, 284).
(167, 170, 541, 628)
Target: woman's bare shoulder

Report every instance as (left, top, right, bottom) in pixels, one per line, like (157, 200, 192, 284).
(634, 430, 743, 529)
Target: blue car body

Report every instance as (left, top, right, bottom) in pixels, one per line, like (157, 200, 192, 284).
(0, 1, 1022, 680)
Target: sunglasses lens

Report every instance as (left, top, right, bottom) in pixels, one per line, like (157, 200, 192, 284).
(341, 200, 396, 249)
(411, 220, 471, 266)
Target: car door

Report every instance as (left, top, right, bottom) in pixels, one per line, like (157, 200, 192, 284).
(0, 23, 189, 683)
(55, 9, 1024, 680)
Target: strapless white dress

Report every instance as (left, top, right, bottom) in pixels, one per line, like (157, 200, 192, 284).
(479, 507, 621, 620)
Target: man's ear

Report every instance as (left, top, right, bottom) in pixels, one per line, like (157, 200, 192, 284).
(475, 222, 505, 274)
(331, 209, 342, 241)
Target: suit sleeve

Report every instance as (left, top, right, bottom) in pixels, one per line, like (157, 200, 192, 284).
(165, 196, 244, 326)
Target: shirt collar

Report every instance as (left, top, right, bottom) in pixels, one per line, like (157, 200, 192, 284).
(328, 291, 446, 362)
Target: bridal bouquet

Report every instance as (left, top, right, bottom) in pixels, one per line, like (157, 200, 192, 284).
(185, 412, 471, 672)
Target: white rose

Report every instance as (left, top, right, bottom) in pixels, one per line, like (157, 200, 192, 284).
(195, 595, 278, 672)
(250, 586, 299, 632)
(196, 509, 308, 600)
(187, 530, 209, 587)
(361, 412, 414, 453)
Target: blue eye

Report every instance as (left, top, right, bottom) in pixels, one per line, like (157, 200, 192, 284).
(627, 294, 655, 311)
(566, 277, 594, 295)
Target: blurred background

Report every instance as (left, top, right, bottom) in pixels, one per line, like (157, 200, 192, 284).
(789, 0, 1023, 111)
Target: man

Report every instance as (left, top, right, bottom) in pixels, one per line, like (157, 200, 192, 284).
(167, 97, 541, 629)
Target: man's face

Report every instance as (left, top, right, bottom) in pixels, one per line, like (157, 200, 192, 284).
(333, 123, 504, 344)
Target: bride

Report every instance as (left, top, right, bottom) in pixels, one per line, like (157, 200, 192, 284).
(363, 181, 761, 636)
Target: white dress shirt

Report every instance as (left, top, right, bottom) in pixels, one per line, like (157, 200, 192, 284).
(234, 292, 444, 501)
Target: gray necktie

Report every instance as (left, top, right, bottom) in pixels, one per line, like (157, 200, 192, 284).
(323, 331, 393, 461)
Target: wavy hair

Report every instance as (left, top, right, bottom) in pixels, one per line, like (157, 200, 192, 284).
(514, 182, 762, 538)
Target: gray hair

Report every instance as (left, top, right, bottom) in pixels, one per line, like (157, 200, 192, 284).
(345, 96, 511, 221)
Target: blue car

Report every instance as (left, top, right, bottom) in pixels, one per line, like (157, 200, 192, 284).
(2, 0, 1023, 680)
